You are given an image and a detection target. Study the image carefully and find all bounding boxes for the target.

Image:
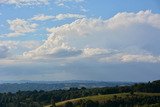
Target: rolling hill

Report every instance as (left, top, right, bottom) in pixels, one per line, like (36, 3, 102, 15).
(45, 93, 160, 107)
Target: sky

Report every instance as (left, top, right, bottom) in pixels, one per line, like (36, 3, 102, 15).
(0, 0, 160, 82)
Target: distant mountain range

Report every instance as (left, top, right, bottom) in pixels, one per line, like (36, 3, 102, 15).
(0, 80, 135, 93)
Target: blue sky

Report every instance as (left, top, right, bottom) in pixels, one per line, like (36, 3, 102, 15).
(0, 0, 160, 82)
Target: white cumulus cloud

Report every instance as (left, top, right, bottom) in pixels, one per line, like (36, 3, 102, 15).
(0, 40, 42, 58)
(5, 19, 38, 37)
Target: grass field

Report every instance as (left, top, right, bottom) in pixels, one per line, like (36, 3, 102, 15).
(44, 92, 160, 107)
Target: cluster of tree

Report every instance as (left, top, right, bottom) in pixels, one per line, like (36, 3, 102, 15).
(132, 80, 160, 93)
(0, 80, 159, 107)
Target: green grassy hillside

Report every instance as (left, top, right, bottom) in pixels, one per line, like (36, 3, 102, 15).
(45, 93, 160, 107)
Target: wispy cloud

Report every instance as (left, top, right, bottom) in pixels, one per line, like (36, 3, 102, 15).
(31, 13, 86, 21)
(0, 0, 49, 6)
(31, 14, 54, 21)
(100, 54, 160, 63)
(55, 0, 84, 7)
(80, 6, 88, 12)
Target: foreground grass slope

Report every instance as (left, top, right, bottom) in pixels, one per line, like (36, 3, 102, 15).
(45, 93, 160, 107)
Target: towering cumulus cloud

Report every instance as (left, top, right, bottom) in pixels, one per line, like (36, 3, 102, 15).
(24, 10, 160, 63)
(1, 10, 160, 81)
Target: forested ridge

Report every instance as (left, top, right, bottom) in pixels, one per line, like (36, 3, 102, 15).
(0, 81, 133, 93)
(0, 80, 159, 107)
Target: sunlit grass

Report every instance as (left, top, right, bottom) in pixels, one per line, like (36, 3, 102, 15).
(44, 92, 160, 107)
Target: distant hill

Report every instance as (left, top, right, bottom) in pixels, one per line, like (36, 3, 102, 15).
(0, 80, 134, 93)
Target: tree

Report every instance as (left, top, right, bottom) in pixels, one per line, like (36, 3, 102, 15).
(64, 101, 73, 107)
(50, 97, 56, 107)
(130, 91, 134, 96)
(84, 100, 99, 107)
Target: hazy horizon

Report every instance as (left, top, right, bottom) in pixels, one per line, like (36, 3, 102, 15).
(0, 0, 160, 82)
